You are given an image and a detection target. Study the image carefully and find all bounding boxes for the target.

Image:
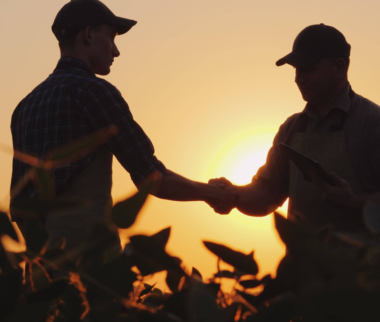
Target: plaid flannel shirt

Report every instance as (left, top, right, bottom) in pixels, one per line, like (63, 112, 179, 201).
(11, 57, 166, 199)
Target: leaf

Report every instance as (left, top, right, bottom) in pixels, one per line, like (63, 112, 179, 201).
(360, 246, 380, 268)
(11, 149, 43, 168)
(30, 261, 51, 290)
(235, 290, 257, 306)
(151, 227, 171, 249)
(80, 222, 122, 271)
(276, 256, 298, 287)
(45, 127, 118, 166)
(142, 294, 167, 308)
(221, 303, 240, 322)
(171, 256, 182, 265)
(334, 232, 377, 248)
(260, 274, 272, 285)
(10, 168, 35, 200)
(151, 288, 163, 296)
(0, 244, 23, 321)
(0, 212, 18, 241)
(26, 278, 70, 304)
(191, 267, 203, 281)
(10, 127, 118, 171)
(66, 273, 90, 320)
(10, 197, 88, 217)
(315, 224, 333, 243)
(187, 282, 223, 322)
(213, 270, 238, 279)
(5, 302, 52, 322)
(203, 241, 258, 275)
(255, 278, 288, 304)
(111, 177, 160, 229)
(247, 294, 296, 322)
(33, 167, 54, 199)
(239, 279, 263, 289)
(139, 282, 156, 298)
(274, 212, 311, 251)
(166, 270, 182, 293)
(364, 202, 380, 234)
(233, 294, 258, 313)
(42, 248, 76, 271)
(85, 254, 137, 300)
(312, 289, 380, 322)
(206, 283, 220, 298)
(129, 235, 185, 276)
(24, 219, 50, 255)
(134, 311, 171, 322)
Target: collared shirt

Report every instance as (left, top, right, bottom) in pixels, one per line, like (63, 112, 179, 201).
(11, 57, 166, 198)
(255, 84, 380, 206)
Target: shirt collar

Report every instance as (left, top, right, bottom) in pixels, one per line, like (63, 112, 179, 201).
(54, 57, 94, 76)
(301, 83, 352, 120)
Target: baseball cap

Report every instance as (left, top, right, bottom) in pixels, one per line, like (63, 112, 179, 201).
(276, 24, 351, 68)
(52, 0, 137, 41)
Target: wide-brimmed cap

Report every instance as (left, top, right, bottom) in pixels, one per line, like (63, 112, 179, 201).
(276, 24, 351, 68)
(52, 0, 137, 41)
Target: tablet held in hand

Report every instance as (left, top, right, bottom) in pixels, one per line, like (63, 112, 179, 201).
(279, 142, 336, 186)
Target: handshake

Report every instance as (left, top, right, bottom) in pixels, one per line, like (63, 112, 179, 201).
(207, 177, 240, 215)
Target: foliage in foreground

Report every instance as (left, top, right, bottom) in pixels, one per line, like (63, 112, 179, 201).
(2, 129, 380, 321)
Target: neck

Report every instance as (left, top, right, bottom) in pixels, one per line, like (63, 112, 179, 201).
(60, 49, 91, 71)
(314, 80, 348, 118)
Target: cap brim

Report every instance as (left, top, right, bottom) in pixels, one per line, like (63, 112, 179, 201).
(276, 52, 323, 68)
(112, 16, 137, 35)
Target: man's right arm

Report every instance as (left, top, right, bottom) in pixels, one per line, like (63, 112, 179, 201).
(209, 178, 282, 216)
(208, 116, 297, 215)
(235, 181, 283, 216)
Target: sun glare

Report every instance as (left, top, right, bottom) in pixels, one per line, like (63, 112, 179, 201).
(206, 128, 288, 223)
(206, 128, 276, 185)
(229, 149, 268, 185)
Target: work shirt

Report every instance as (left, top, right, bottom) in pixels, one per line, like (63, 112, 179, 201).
(255, 84, 380, 206)
(11, 57, 166, 199)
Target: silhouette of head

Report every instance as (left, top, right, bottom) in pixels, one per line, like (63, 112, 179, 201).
(52, 0, 137, 75)
(276, 24, 351, 105)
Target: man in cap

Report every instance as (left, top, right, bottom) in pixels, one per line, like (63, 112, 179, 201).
(210, 24, 380, 244)
(10, 0, 238, 249)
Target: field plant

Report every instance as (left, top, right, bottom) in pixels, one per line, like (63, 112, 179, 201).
(2, 128, 380, 322)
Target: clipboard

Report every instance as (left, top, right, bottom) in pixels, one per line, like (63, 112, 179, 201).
(279, 142, 336, 186)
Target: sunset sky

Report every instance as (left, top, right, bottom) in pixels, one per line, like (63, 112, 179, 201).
(2, 0, 380, 289)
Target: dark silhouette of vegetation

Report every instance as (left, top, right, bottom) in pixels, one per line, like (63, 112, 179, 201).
(2, 129, 380, 321)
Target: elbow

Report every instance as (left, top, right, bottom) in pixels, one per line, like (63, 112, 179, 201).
(237, 201, 278, 217)
(134, 171, 166, 197)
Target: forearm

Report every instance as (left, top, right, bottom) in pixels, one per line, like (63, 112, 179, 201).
(234, 183, 280, 216)
(355, 192, 380, 208)
(152, 169, 219, 203)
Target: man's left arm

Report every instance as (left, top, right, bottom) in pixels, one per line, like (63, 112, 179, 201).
(309, 124, 380, 207)
(82, 81, 238, 208)
(308, 171, 366, 207)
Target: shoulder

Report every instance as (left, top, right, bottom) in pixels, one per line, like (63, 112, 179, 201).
(80, 78, 132, 116)
(268, 112, 304, 145)
(278, 112, 303, 134)
(352, 92, 380, 120)
(86, 77, 121, 96)
(349, 92, 380, 137)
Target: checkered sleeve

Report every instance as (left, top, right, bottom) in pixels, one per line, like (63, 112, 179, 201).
(81, 79, 166, 184)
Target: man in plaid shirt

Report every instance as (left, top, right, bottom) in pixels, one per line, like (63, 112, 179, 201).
(11, 0, 237, 248)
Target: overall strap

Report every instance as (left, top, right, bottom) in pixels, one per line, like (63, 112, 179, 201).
(284, 87, 356, 140)
(283, 113, 309, 145)
(330, 88, 355, 132)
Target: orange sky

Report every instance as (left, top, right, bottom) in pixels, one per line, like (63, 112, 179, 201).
(2, 0, 380, 289)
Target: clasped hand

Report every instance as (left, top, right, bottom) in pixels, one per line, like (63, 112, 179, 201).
(207, 177, 238, 214)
